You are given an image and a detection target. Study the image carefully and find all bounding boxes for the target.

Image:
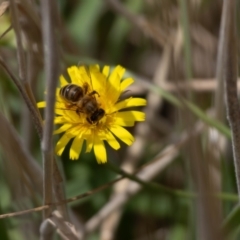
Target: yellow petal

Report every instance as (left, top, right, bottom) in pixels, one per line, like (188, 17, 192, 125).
(37, 101, 46, 108)
(55, 101, 68, 109)
(105, 131, 120, 150)
(70, 136, 84, 160)
(113, 98, 147, 111)
(120, 77, 134, 91)
(68, 66, 86, 85)
(116, 111, 145, 122)
(102, 65, 110, 77)
(60, 75, 69, 87)
(113, 111, 145, 126)
(94, 137, 107, 164)
(106, 66, 124, 104)
(109, 125, 134, 146)
(91, 69, 106, 94)
(67, 66, 80, 84)
(55, 132, 74, 156)
(54, 123, 72, 135)
(78, 65, 91, 86)
(110, 65, 125, 80)
(55, 109, 65, 116)
(85, 138, 93, 153)
(113, 119, 135, 127)
(55, 88, 61, 99)
(84, 130, 94, 152)
(54, 116, 67, 124)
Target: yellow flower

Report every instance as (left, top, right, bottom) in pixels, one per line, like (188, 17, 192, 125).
(38, 65, 146, 163)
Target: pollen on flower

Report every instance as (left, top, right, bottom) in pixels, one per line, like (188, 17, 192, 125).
(37, 64, 147, 164)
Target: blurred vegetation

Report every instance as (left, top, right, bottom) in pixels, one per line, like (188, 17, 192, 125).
(0, 0, 240, 239)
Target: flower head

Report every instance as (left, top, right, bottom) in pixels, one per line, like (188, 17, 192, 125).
(38, 65, 146, 163)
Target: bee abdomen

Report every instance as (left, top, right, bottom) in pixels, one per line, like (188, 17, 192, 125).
(60, 84, 83, 102)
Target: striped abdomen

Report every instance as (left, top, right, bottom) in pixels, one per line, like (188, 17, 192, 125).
(59, 84, 84, 103)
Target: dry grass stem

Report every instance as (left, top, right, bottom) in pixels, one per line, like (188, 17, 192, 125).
(0, 176, 123, 219)
(0, 58, 43, 138)
(49, 211, 79, 240)
(0, 25, 12, 40)
(222, 0, 240, 197)
(40, 0, 62, 220)
(40, 218, 55, 240)
(0, 1, 9, 17)
(214, 0, 227, 121)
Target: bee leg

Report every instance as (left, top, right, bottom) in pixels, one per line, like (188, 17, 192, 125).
(86, 117, 92, 124)
(89, 90, 100, 97)
(82, 83, 89, 94)
(76, 108, 83, 115)
(66, 103, 74, 108)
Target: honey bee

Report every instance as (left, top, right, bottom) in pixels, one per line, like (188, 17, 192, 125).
(59, 67, 105, 124)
